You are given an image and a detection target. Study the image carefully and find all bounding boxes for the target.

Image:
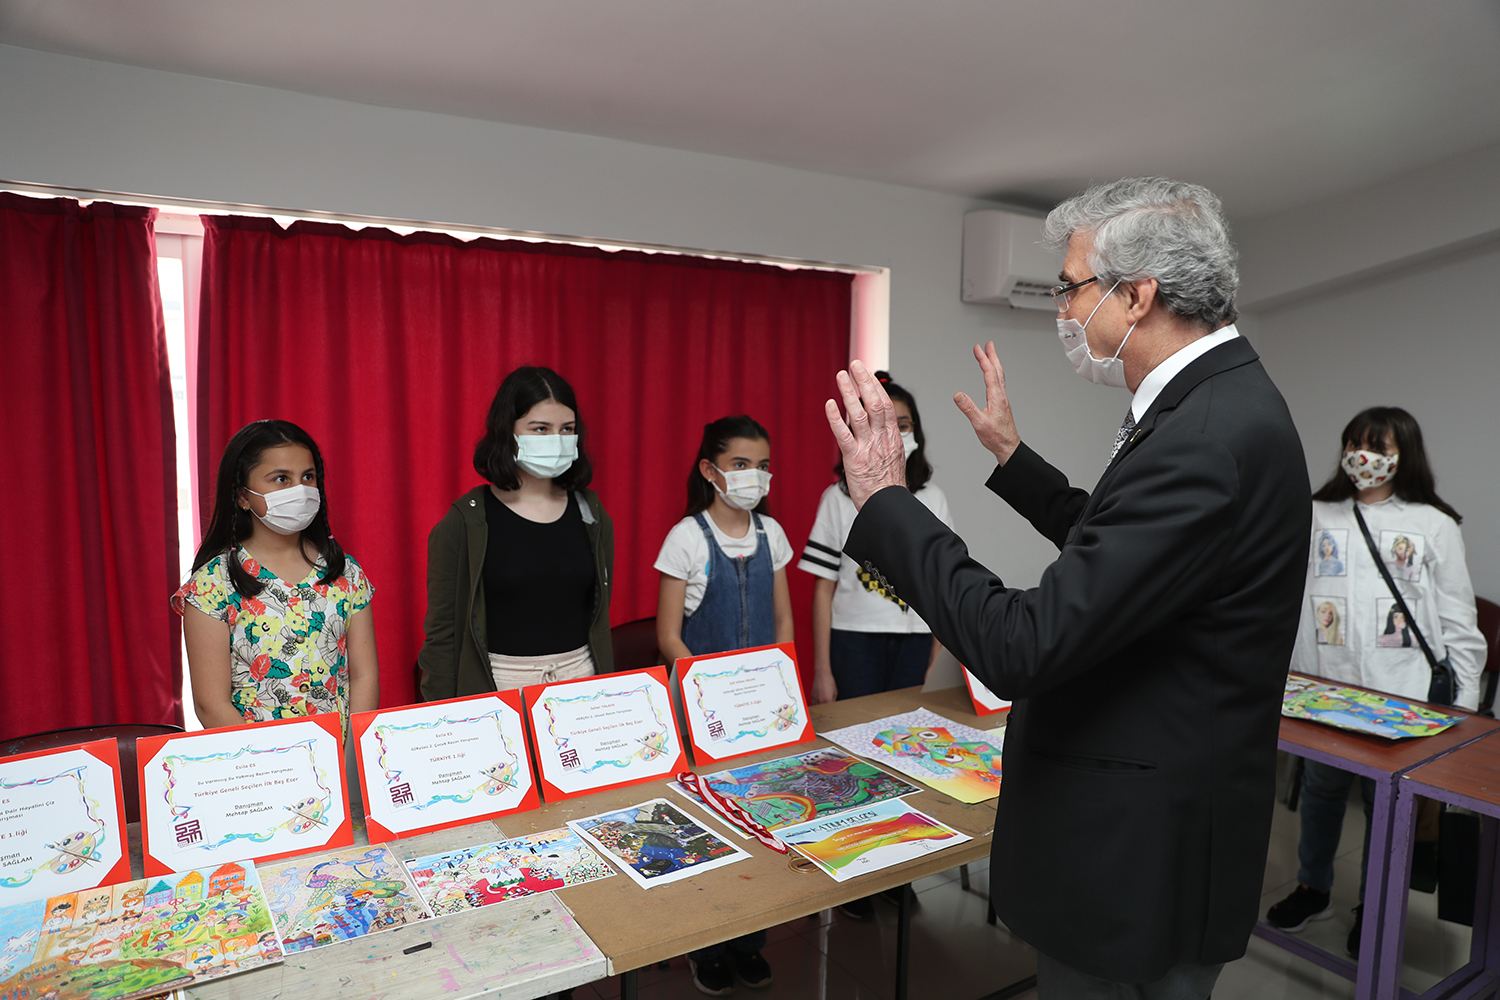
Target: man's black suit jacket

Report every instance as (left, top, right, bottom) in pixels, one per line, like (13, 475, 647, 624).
(846, 337, 1310, 982)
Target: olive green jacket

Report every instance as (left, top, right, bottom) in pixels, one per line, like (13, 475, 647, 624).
(417, 485, 614, 701)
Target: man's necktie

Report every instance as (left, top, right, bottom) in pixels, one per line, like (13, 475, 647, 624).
(1109, 410, 1136, 464)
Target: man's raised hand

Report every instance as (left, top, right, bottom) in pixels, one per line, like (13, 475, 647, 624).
(824, 359, 907, 509)
(954, 341, 1021, 465)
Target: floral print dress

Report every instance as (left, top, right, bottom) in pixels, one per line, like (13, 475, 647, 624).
(172, 549, 373, 732)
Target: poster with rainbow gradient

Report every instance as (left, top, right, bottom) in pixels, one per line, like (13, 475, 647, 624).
(821, 708, 1003, 803)
(777, 798, 969, 881)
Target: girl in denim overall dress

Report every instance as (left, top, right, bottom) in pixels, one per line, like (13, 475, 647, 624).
(654, 415, 794, 995)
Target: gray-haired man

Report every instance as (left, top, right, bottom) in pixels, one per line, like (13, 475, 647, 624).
(827, 178, 1310, 998)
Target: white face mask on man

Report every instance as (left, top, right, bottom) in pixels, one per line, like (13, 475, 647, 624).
(1057, 280, 1137, 389)
(244, 484, 321, 535)
(714, 467, 772, 511)
(514, 433, 579, 479)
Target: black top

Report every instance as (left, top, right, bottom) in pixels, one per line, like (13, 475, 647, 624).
(483, 488, 595, 656)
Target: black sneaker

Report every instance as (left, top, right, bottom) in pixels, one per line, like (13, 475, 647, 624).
(837, 897, 875, 922)
(689, 956, 735, 996)
(1347, 905, 1364, 958)
(1266, 884, 1333, 932)
(730, 950, 773, 989)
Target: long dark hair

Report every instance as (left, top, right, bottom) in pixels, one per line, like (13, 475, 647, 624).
(836, 371, 933, 494)
(1311, 406, 1461, 523)
(686, 415, 771, 517)
(473, 366, 593, 491)
(192, 419, 345, 597)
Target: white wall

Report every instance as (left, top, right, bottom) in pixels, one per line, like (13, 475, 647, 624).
(0, 43, 1126, 603)
(1244, 237, 1500, 601)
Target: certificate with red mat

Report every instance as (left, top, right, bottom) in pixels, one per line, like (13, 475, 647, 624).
(962, 667, 1011, 717)
(137, 714, 350, 876)
(776, 798, 970, 882)
(0, 740, 131, 900)
(352, 691, 539, 842)
(675, 642, 814, 765)
(523, 667, 687, 802)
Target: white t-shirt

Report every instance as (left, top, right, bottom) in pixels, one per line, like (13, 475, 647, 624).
(654, 512, 795, 616)
(796, 482, 953, 633)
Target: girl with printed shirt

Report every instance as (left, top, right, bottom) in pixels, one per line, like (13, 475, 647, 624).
(1267, 406, 1486, 954)
(798, 372, 952, 704)
(418, 366, 614, 699)
(653, 415, 789, 995)
(173, 420, 379, 733)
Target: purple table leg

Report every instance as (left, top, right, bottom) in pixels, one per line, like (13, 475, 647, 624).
(1373, 781, 1419, 999)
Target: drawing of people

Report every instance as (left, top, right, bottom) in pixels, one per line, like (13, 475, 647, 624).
(1314, 531, 1345, 576)
(1314, 601, 1343, 646)
(1376, 605, 1414, 647)
(1385, 532, 1422, 581)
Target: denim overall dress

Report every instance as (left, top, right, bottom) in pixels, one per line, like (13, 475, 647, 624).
(679, 512, 775, 656)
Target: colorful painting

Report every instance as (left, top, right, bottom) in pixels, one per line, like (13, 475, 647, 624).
(404, 828, 614, 915)
(691, 747, 919, 830)
(258, 844, 431, 953)
(1282, 677, 1460, 739)
(0, 862, 281, 1000)
(822, 708, 1004, 803)
(568, 799, 751, 889)
(778, 798, 970, 882)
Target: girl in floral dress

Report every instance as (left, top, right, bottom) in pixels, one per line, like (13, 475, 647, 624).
(172, 420, 379, 733)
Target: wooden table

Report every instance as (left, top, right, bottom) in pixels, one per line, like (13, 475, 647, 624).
(1376, 729, 1500, 999)
(495, 684, 1003, 998)
(1253, 678, 1500, 1000)
(189, 684, 1005, 1000)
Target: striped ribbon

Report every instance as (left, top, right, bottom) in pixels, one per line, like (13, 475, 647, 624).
(675, 771, 789, 854)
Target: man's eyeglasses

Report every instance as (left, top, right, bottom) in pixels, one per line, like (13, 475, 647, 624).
(1050, 275, 1098, 313)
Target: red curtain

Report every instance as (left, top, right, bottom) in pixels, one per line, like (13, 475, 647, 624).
(0, 194, 181, 740)
(197, 217, 851, 707)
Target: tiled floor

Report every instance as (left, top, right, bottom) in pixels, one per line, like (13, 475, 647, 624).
(567, 781, 1475, 999)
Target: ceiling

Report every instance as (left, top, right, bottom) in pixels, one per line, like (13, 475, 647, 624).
(3, 0, 1499, 221)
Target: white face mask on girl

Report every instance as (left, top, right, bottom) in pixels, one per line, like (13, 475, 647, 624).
(901, 431, 918, 460)
(244, 484, 321, 535)
(715, 467, 772, 511)
(1057, 280, 1137, 389)
(514, 434, 579, 479)
(1341, 448, 1399, 489)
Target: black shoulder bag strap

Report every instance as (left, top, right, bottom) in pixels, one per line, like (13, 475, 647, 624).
(1352, 503, 1456, 705)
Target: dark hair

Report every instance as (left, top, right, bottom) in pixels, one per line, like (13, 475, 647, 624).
(686, 415, 771, 517)
(836, 371, 933, 495)
(1383, 605, 1411, 640)
(473, 366, 593, 491)
(192, 419, 345, 598)
(1311, 406, 1461, 523)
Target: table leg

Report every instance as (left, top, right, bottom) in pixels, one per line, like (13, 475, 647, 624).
(1371, 778, 1419, 1000)
(896, 882, 912, 1000)
(620, 967, 638, 1000)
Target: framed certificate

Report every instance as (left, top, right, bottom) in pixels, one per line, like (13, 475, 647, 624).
(962, 667, 1011, 718)
(0, 740, 131, 900)
(352, 691, 539, 842)
(137, 714, 351, 876)
(523, 667, 687, 801)
(675, 642, 814, 764)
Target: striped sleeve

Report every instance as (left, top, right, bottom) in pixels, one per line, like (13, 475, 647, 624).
(796, 486, 845, 581)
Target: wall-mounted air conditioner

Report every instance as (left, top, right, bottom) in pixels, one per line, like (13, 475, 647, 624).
(961, 209, 1060, 311)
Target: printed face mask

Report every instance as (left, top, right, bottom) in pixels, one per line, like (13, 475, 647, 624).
(514, 434, 579, 479)
(244, 484, 321, 535)
(714, 466, 772, 511)
(1056, 280, 1136, 388)
(1341, 448, 1398, 489)
(901, 431, 918, 460)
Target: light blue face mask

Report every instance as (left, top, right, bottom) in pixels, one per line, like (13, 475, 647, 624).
(513, 433, 578, 479)
(1056, 280, 1137, 388)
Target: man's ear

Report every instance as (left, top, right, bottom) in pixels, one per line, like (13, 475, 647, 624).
(1121, 277, 1159, 323)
